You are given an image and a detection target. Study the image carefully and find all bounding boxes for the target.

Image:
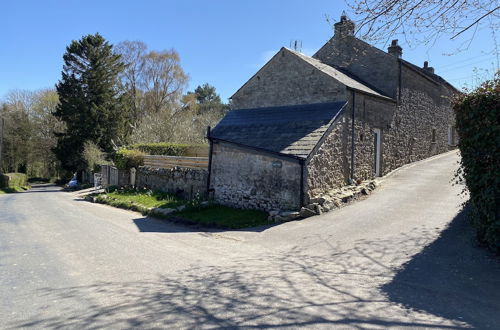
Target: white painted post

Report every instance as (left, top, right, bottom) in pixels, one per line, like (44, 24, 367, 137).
(130, 168, 136, 188)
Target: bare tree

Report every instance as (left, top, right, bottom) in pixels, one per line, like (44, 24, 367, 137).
(140, 50, 188, 113)
(346, 0, 499, 50)
(115, 41, 147, 123)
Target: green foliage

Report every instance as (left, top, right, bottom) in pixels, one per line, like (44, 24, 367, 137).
(128, 142, 208, 156)
(0, 89, 63, 179)
(114, 148, 145, 169)
(83, 141, 109, 172)
(454, 73, 500, 253)
(0, 186, 30, 194)
(53, 33, 131, 173)
(93, 187, 270, 229)
(1, 172, 28, 188)
(185, 83, 229, 115)
(94, 188, 183, 213)
(194, 83, 222, 104)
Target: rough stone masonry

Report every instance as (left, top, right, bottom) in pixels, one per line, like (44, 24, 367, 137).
(208, 14, 457, 213)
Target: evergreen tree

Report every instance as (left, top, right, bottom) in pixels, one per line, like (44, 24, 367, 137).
(53, 33, 130, 173)
(186, 83, 229, 115)
(194, 83, 221, 104)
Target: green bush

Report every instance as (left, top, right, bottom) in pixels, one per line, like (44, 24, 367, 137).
(83, 141, 109, 172)
(454, 73, 500, 253)
(114, 148, 145, 170)
(0, 173, 28, 188)
(129, 143, 208, 156)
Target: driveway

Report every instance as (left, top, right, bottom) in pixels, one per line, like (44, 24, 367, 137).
(1, 151, 498, 329)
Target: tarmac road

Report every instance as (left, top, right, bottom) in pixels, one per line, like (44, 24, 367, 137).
(1, 150, 499, 329)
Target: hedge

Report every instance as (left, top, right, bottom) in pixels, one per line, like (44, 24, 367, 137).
(0, 173, 28, 188)
(454, 73, 500, 253)
(129, 143, 208, 157)
(114, 148, 145, 170)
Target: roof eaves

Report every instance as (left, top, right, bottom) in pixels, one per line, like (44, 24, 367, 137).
(305, 101, 348, 163)
(208, 136, 306, 162)
(346, 86, 397, 103)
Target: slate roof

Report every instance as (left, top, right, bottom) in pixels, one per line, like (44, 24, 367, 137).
(286, 48, 390, 99)
(210, 101, 346, 159)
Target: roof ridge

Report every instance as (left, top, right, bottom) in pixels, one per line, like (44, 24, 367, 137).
(286, 48, 393, 99)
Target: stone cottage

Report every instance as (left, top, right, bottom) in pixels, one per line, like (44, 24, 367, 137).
(207, 15, 458, 212)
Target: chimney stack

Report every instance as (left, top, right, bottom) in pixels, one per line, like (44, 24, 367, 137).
(423, 61, 435, 74)
(388, 39, 402, 58)
(334, 12, 355, 38)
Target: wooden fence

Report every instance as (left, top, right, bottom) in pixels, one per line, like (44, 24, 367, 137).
(143, 155, 209, 169)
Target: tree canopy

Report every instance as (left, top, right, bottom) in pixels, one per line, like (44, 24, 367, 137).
(53, 33, 130, 173)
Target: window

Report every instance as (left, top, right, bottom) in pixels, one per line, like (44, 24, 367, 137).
(432, 128, 436, 143)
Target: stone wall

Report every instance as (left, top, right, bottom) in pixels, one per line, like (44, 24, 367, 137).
(306, 118, 348, 199)
(306, 91, 394, 199)
(136, 166, 208, 200)
(306, 81, 455, 200)
(219, 26, 456, 208)
(231, 48, 346, 109)
(381, 65, 455, 175)
(210, 142, 302, 211)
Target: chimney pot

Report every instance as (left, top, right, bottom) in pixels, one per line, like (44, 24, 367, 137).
(388, 39, 403, 58)
(423, 61, 435, 74)
(334, 13, 355, 38)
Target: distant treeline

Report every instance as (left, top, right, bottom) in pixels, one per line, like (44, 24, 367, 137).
(0, 34, 228, 179)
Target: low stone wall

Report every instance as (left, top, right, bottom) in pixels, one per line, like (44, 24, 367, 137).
(136, 166, 208, 200)
(268, 180, 379, 223)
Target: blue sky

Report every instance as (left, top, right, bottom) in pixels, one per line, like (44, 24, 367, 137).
(1, 0, 498, 102)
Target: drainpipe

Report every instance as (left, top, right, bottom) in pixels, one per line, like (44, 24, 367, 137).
(299, 159, 305, 208)
(206, 126, 213, 195)
(350, 91, 356, 181)
(398, 59, 402, 103)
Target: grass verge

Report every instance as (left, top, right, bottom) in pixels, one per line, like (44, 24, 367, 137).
(94, 188, 184, 213)
(0, 186, 30, 194)
(93, 188, 271, 229)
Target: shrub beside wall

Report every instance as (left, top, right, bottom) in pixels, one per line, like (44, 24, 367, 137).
(454, 74, 499, 253)
(129, 143, 208, 157)
(114, 148, 145, 170)
(0, 173, 28, 188)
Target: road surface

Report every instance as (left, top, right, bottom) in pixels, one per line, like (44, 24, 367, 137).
(1, 151, 499, 329)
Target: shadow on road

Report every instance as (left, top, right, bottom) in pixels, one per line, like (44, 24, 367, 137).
(132, 215, 272, 234)
(10, 219, 493, 329)
(382, 208, 500, 329)
(21, 184, 62, 193)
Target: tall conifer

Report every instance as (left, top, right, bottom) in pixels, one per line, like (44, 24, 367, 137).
(53, 33, 130, 173)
